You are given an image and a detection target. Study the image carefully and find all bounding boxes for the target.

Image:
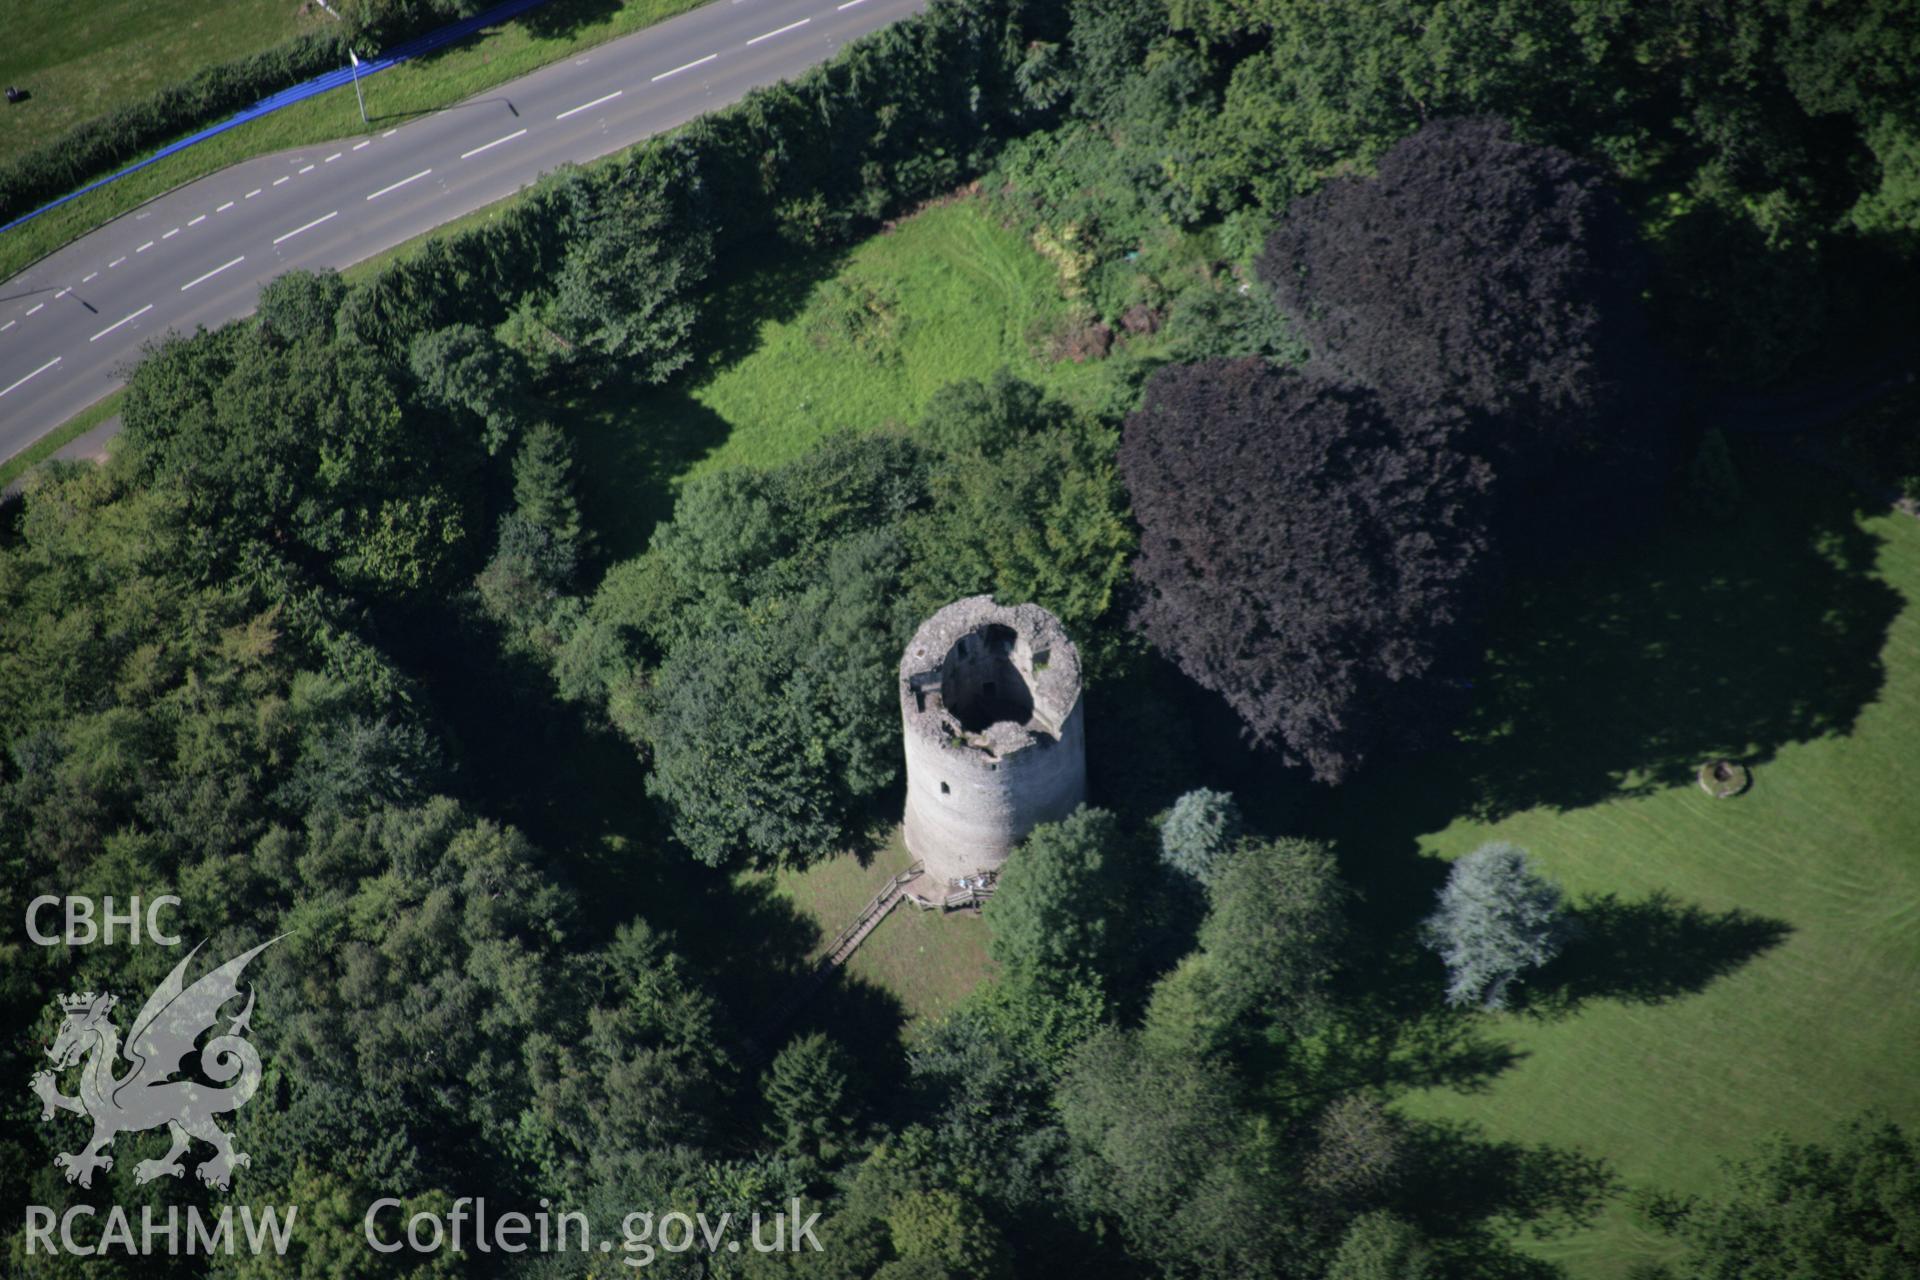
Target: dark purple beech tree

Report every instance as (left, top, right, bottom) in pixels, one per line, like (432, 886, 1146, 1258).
(1119, 358, 1497, 783)
(1257, 116, 1661, 497)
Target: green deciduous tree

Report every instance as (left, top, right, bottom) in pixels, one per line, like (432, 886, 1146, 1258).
(1325, 1210, 1432, 1280)
(408, 322, 530, 455)
(909, 374, 1134, 657)
(985, 807, 1139, 994)
(1653, 1115, 1919, 1280)
(123, 322, 480, 597)
(1198, 836, 1348, 1029)
(1057, 1025, 1292, 1277)
(541, 143, 715, 384)
(256, 268, 347, 348)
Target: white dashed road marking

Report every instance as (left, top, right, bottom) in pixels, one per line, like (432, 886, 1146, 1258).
(556, 90, 622, 120)
(53, 289, 69, 299)
(273, 211, 338, 245)
(0, 356, 60, 399)
(462, 128, 528, 159)
(1, 321, 14, 332)
(366, 169, 432, 200)
(162, 228, 180, 239)
(137, 241, 154, 252)
(246, 189, 262, 199)
(25, 304, 43, 316)
(180, 256, 245, 291)
(353, 140, 371, 150)
(273, 176, 290, 186)
(837, 0, 868, 9)
(90, 304, 153, 342)
(81, 272, 98, 283)
(748, 18, 809, 43)
(217, 202, 234, 212)
(652, 54, 716, 81)
(325, 152, 342, 163)
(109, 257, 127, 268)
(298, 164, 315, 174)
(188, 215, 206, 227)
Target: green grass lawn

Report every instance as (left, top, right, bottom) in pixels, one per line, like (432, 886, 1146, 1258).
(573, 198, 1160, 558)
(764, 829, 994, 1024)
(0, 0, 315, 169)
(683, 199, 1150, 475)
(1314, 451, 1920, 1278)
(0, 0, 705, 280)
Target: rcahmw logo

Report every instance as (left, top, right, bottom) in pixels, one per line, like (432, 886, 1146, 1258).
(24, 934, 299, 1259)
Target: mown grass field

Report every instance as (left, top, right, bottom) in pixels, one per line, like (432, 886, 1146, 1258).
(1315, 451, 1920, 1278)
(0, 0, 314, 168)
(0, 0, 705, 280)
(765, 829, 993, 1024)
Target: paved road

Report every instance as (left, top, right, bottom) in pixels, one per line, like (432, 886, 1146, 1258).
(0, 0, 928, 462)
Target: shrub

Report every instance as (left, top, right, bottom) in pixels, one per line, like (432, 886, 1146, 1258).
(1159, 788, 1243, 885)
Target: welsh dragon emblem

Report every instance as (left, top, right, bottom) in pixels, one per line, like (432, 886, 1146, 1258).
(30, 938, 279, 1190)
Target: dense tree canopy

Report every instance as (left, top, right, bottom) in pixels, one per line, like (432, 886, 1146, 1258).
(560, 374, 1131, 869)
(122, 306, 483, 597)
(1120, 358, 1496, 781)
(1654, 1115, 1920, 1280)
(5, 0, 1910, 1272)
(1258, 116, 1656, 486)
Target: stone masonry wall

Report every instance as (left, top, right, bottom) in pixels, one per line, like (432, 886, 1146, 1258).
(899, 597, 1086, 884)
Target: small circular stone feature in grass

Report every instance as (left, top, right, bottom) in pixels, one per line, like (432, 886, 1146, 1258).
(1698, 758, 1752, 798)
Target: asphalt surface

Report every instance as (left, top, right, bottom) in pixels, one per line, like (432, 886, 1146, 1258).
(0, 0, 929, 462)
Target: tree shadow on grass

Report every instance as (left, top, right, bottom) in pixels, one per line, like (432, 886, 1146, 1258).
(571, 383, 733, 563)
(1396, 1118, 1620, 1255)
(566, 243, 852, 564)
(1523, 891, 1793, 1019)
(518, 0, 628, 40)
(688, 239, 853, 374)
(1313, 454, 1902, 880)
(1303, 1002, 1529, 1107)
(1450, 459, 1899, 822)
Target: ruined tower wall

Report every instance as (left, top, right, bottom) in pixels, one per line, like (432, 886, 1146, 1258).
(899, 597, 1087, 885)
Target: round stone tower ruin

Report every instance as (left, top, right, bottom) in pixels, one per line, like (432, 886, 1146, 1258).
(899, 596, 1086, 886)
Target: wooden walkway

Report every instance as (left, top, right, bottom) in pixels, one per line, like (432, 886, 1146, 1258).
(746, 864, 922, 1058)
(746, 861, 1000, 1059)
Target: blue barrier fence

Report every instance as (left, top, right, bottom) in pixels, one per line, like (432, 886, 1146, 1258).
(0, 0, 553, 237)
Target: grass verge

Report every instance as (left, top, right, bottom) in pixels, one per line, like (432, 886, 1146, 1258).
(0, 0, 706, 282)
(0, 389, 124, 492)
